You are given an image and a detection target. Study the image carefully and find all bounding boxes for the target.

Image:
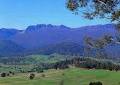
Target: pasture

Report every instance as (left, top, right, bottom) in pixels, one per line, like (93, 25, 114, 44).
(0, 68, 120, 85)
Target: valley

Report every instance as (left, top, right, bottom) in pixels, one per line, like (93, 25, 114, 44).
(0, 24, 120, 85)
(1, 0, 120, 84)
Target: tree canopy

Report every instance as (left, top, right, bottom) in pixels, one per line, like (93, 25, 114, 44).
(66, 0, 120, 24)
(67, 0, 120, 44)
(66, 0, 120, 58)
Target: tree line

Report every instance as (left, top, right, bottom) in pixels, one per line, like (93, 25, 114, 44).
(51, 57, 120, 71)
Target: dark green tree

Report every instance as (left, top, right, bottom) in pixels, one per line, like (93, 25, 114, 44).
(84, 35, 113, 58)
(29, 73, 35, 80)
(1, 73, 6, 77)
(89, 81, 103, 85)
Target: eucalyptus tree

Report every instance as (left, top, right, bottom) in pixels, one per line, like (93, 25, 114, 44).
(84, 35, 113, 58)
(66, 0, 120, 43)
(67, 0, 120, 22)
(66, 0, 120, 59)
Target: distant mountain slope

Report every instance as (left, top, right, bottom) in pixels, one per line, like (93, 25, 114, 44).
(0, 24, 119, 57)
(36, 42, 84, 55)
(11, 24, 117, 49)
(0, 28, 22, 40)
(0, 40, 25, 57)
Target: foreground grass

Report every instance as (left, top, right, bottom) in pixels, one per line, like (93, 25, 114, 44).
(0, 68, 120, 85)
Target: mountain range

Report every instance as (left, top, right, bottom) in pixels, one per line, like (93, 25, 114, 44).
(0, 24, 119, 57)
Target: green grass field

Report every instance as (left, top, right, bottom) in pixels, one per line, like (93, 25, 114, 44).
(0, 68, 120, 85)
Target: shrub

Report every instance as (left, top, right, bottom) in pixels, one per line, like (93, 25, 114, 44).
(89, 81, 103, 85)
(12, 72, 15, 75)
(37, 69, 44, 73)
(7, 73, 10, 76)
(62, 73, 65, 76)
(41, 74, 45, 77)
(1, 73, 6, 77)
(29, 73, 35, 80)
(9, 71, 15, 75)
(9, 71, 12, 74)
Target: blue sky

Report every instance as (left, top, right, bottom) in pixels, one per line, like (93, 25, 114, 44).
(0, 0, 111, 29)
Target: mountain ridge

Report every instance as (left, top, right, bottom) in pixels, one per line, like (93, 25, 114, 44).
(0, 24, 119, 57)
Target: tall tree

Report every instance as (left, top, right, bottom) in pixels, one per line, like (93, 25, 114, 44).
(66, 0, 120, 40)
(66, 0, 120, 23)
(84, 35, 113, 58)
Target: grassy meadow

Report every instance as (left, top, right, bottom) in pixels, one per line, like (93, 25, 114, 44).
(0, 68, 120, 85)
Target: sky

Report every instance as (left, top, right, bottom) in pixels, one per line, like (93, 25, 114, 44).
(0, 0, 111, 29)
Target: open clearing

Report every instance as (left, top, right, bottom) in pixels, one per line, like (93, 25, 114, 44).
(0, 68, 120, 85)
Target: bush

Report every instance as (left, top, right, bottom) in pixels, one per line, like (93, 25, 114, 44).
(1, 73, 6, 77)
(89, 81, 103, 85)
(9, 71, 15, 75)
(12, 72, 15, 75)
(9, 71, 12, 74)
(29, 73, 35, 80)
(62, 73, 65, 76)
(41, 74, 45, 77)
(7, 73, 10, 76)
(37, 69, 44, 73)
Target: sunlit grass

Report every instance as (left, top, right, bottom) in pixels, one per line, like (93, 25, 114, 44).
(0, 68, 120, 85)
